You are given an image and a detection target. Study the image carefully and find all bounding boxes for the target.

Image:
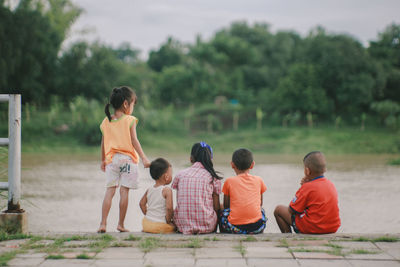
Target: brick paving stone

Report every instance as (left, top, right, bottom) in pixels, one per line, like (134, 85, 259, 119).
(386, 249, 400, 260)
(288, 240, 329, 247)
(203, 241, 237, 248)
(289, 245, 332, 252)
(93, 259, 144, 266)
(145, 248, 194, 259)
(298, 259, 352, 267)
(245, 246, 293, 259)
(8, 257, 44, 266)
(244, 241, 280, 248)
(332, 242, 376, 249)
(195, 247, 243, 259)
(16, 253, 47, 258)
(145, 257, 195, 266)
(345, 250, 395, 260)
(40, 259, 95, 267)
(374, 242, 400, 250)
(196, 258, 247, 267)
(0, 239, 27, 248)
(347, 260, 400, 267)
(96, 247, 144, 259)
(247, 258, 300, 267)
(293, 252, 343, 260)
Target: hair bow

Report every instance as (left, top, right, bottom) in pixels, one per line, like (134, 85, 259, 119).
(200, 141, 213, 159)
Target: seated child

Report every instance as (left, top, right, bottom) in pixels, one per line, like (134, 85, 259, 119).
(220, 148, 267, 234)
(139, 158, 175, 233)
(274, 151, 341, 234)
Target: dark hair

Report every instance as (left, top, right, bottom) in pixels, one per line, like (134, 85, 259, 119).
(191, 142, 222, 180)
(303, 151, 326, 173)
(232, 148, 253, 171)
(150, 158, 171, 180)
(105, 86, 137, 121)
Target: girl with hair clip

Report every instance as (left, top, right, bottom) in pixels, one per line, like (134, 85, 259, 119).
(98, 86, 150, 233)
(171, 142, 223, 234)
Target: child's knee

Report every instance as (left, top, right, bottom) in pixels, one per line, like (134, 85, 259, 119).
(274, 205, 287, 217)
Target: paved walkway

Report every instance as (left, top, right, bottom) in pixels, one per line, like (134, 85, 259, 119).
(1, 233, 399, 266)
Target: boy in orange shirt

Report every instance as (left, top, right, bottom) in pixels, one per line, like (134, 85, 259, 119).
(274, 151, 341, 234)
(220, 148, 267, 234)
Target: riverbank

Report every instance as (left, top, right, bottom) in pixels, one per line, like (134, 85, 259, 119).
(19, 126, 400, 156)
(1, 232, 399, 266)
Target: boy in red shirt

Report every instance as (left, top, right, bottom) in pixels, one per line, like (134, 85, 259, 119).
(220, 148, 267, 234)
(274, 151, 340, 234)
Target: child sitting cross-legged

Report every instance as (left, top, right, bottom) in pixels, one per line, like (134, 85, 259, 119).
(139, 158, 175, 234)
(220, 148, 267, 234)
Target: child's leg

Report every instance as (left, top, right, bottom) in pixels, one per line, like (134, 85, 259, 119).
(117, 186, 130, 232)
(274, 205, 293, 233)
(98, 186, 117, 233)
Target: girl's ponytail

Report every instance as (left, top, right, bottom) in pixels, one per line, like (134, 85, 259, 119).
(105, 103, 112, 121)
(191, 142, 222, 180)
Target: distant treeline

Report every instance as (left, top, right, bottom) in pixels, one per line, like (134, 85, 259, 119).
(1, 0, 400, 128)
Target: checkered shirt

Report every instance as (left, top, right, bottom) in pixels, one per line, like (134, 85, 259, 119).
(172, 162, 222, 234)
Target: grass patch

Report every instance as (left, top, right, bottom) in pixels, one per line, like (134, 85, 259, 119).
(111, 242, 131, 247)
(0, 231, 31, 242)
(325, 243, 344, 249)
(277, 239, 289, 248)
(388, 158, 400, 165)
(242, 236, 257, 242)
(350, 237, 370, 242)
(182, 238, 203, 248)
(139, 237, 161, 253)
(289, 247, 344, 256)
(124, 235, 142, 241)
(46, 254, 65, 260)
(212, 236, 220, 241)
(234, 242, 246, 257)
(0, 251, 17, 266)
(351, 249, 378, 255)
(372, 236, 399, 242)
(76, 253, 93, 259)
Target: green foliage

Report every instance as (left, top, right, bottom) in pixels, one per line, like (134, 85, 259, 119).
(0, 251, 17, 266)
(46, 254, 65, 259)
(139, 237, 161, 252)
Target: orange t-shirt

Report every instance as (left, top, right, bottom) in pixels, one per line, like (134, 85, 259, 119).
(100, 115, 139, 164)
(222, 173, 267, 225)
(289, 177, 341, 234)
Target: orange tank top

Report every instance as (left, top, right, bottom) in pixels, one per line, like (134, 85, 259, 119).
(100, 115, 139, 164)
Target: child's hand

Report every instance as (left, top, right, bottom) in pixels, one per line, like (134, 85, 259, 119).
(142, 157, 151, 168)
(100, 161, 106, 172)
(300, 176, 312, 185)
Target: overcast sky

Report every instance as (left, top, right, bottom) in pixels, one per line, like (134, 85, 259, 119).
(67, 0, 400, 57)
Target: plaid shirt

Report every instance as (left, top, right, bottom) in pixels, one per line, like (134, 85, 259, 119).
(172, 162, 222, 234)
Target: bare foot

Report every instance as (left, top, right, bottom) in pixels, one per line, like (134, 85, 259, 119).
(117, 226, 129, 232)
(97, 225, 106, 233)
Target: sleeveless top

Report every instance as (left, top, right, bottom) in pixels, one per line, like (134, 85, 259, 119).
(145, 185, 167, 223)
(100, 115, 139, 164)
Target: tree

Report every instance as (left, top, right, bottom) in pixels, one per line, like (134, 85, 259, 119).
(148, 37, 184, 72)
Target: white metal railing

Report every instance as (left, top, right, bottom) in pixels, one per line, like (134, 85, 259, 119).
(0, 94, 22, 212)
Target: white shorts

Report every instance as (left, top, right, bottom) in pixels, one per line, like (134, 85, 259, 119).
(106, 153, 139, 189)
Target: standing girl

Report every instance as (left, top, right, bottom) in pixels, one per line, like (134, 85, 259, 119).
(172, 142, 223, 234)
(98, 86, 150, 233)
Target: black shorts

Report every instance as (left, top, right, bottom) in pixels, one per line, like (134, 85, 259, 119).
(291, 214, 300, 233)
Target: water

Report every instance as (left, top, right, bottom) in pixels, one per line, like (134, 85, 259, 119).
(18, 153, 400, 233)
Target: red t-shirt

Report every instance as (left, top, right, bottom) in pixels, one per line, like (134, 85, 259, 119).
(289, 177, 340, 234)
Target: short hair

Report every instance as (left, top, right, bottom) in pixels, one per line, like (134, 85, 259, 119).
(232, 148, 253, 171)
(150, 158, 170, 180)
(303, 151, 326, 173)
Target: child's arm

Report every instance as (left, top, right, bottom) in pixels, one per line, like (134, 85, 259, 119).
(223, 194, 230, 209)
(162, 187, 174, 224)
(130, 122, 150, 168)
(212, 193, 220, 213)
(139, 190, 148, 215)
(100, 136, 106, 172)
(261, 194, 263, 206)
